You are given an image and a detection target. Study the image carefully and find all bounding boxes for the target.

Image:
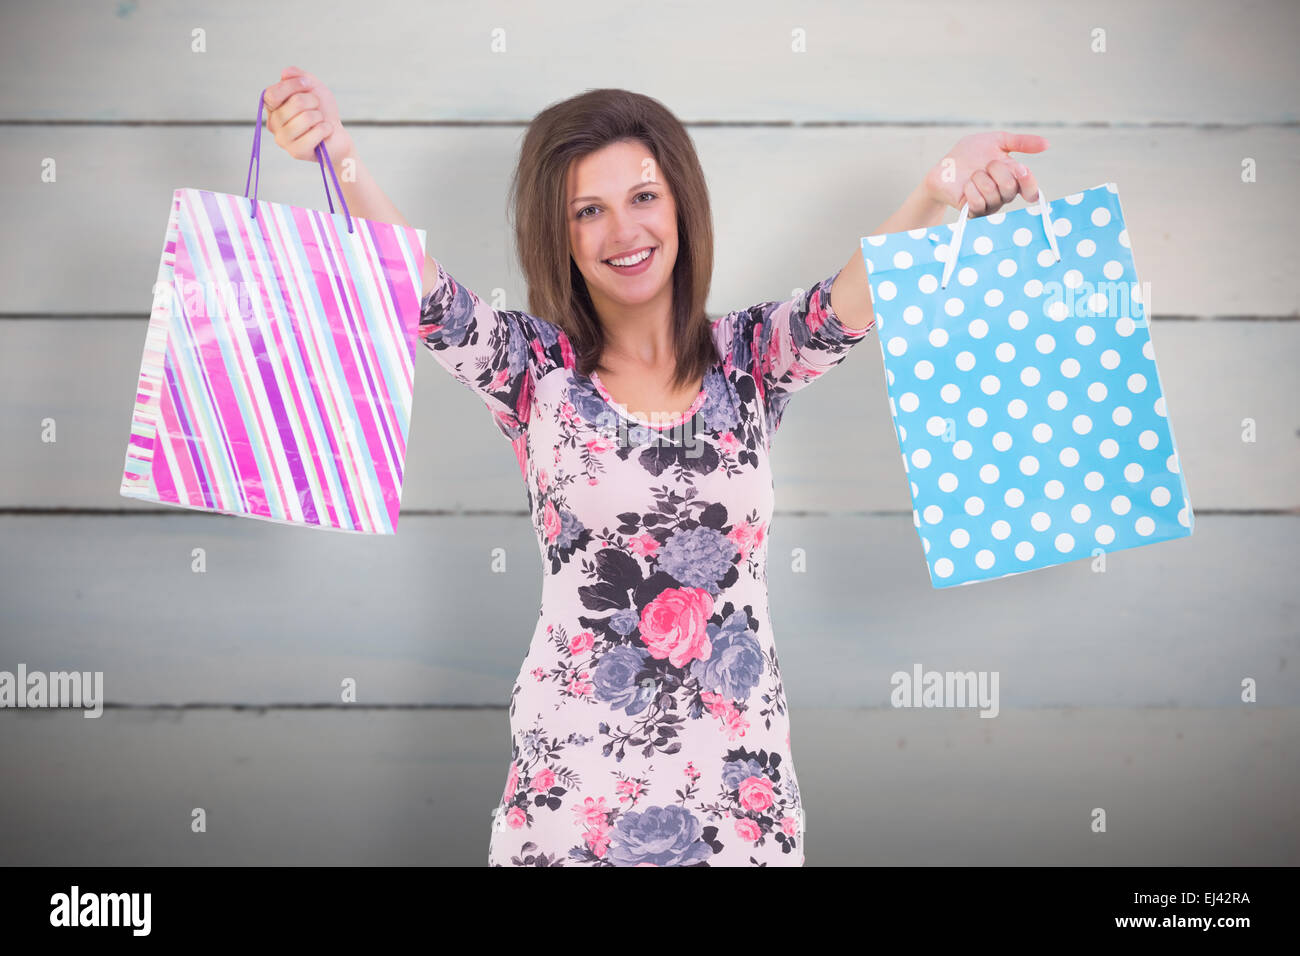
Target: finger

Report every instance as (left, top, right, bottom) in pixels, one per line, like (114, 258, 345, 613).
(276, 108, 324, 145)
(984, 159, 1019, 205)
(963, 180, 989, 216)
(969, 170, 1001, 214)
(998, 131, 1051, 156)
(286, 120, 330, 157)
(267, 90, 319, 136)
(264, 74, 313, 112)
(1010, 160, 1040, 203)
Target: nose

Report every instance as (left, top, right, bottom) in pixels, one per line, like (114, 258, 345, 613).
(607, 207, 643, 246)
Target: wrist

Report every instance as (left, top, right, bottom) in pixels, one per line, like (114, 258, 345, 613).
(912, 180, 949, 225)
(334, 135, 357, 167)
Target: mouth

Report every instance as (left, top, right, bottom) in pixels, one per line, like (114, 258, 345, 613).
(603, 246, 656, 273)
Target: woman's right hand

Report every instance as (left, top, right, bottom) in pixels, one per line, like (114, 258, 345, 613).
(262, 65, 354, 163)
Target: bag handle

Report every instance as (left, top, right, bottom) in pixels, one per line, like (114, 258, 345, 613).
(244, 87, 354, 234)
(940, 185, 1059, 289)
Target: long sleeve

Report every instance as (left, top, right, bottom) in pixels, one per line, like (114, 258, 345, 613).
(418, 255, 569, 445)
(711, 267, 875, 440)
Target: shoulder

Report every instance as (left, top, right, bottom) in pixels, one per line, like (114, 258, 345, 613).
(421, 255, 576, 374)
(710, 299, 781, 375)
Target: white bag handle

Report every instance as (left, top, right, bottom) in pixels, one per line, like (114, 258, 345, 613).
(940, 185, 1061, 289)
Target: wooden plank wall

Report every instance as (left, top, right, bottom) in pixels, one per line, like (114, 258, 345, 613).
(1, 0, 1296, 866)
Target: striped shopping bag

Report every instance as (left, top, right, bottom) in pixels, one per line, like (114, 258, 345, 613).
(120, 89, 427, 533)
(861, 181, 1193, 587)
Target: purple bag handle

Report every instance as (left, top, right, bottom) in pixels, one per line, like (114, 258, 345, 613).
(245, 87, 354, 234)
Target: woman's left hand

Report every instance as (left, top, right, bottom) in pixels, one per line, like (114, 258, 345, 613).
(923, 131, 1051, 217)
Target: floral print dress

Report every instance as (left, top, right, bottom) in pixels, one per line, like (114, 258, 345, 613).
(418, 255, 874, 866)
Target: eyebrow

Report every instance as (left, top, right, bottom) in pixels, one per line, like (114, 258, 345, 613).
(569, 182, 660, 207)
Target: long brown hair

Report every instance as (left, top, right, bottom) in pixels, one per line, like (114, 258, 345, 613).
(506, 88, 716, 391)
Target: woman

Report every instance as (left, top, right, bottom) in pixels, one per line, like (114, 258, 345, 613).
(264, 67, 1047, 866)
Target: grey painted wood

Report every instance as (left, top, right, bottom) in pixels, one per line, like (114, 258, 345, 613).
(2, 126, 1297, 316)
(1, 514, 1294, 706)
(1, 319, 1294, 510)
(1, 706, 1295, 865)
(3, 0, 1296, 869)
(2, 0, 1296, 125)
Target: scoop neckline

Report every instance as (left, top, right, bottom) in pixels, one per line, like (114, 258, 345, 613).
(589, 366, 710, 430)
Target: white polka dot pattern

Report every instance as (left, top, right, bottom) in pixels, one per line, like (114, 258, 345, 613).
(860, 183, 1194, 588)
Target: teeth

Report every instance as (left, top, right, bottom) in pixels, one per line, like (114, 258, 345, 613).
(606, 248, 651, 267)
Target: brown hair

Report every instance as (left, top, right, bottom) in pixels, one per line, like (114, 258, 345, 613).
(506, 88, 716, 391)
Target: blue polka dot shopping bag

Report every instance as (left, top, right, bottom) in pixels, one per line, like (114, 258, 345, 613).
(860, 182, 1193, 588)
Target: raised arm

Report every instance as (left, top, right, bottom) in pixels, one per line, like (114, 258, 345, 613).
(417, 256, 568, 443)
(262, 68, 568, 447)
(829, 180, 950, 334)
(332, 153, 565, 444)
(712, 271, 875, 442)
(264, 67, 441, 298)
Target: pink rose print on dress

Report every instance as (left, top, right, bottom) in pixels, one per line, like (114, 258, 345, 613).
(515, 365, 534, 421)
(738, 775, 776, 812)
(567, 630, 595, 655)
(504, 762, 519, 802)
(690, 747, 802, 857)
(571, 796, 610, 827)
(584, 821, 612, 858)
(615, 778, 645, 804)
(627, 533, 660, 558)
(536, 497, 593, 574)
(566, 671, 594, 696)
(805, 302, 826, 334)
(639, 587, 714, 668)
(542, 500, 561, 542)
(701, 691, 750, 740)
(734, 818, 762, 842)
(727, 519, 764, 561)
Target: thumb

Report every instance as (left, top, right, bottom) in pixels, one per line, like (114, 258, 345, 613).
(281, 65, 305, 79)
(1000, 132, 1051, 156)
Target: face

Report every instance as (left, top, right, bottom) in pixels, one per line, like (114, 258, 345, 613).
(566, 139, 678, 313)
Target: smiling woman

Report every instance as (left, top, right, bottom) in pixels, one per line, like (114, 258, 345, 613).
(409, 87, 878, 867)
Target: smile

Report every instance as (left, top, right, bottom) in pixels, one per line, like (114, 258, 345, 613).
(603, 246, 656, 272)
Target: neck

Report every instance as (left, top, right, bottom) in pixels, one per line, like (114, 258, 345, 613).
(591, 283, 676, 370)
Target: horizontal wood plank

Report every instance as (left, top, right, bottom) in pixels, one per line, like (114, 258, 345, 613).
(1, 706, 1295, 865)
(0, 514, 1294, 706)
(2, 126, 1297, 316)
(2, 319, 1294, 510)
(2, 0, 1296, 124)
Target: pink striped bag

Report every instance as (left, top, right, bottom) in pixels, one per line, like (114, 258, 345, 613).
(120, 89, 427, 533)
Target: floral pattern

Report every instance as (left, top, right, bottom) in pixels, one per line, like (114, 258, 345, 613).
(419, 255, 874, 865)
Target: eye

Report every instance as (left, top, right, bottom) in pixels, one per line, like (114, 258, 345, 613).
(575, 192, 658, 220)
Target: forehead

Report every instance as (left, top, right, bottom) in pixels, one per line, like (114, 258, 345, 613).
(565, 140, 659, 196)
